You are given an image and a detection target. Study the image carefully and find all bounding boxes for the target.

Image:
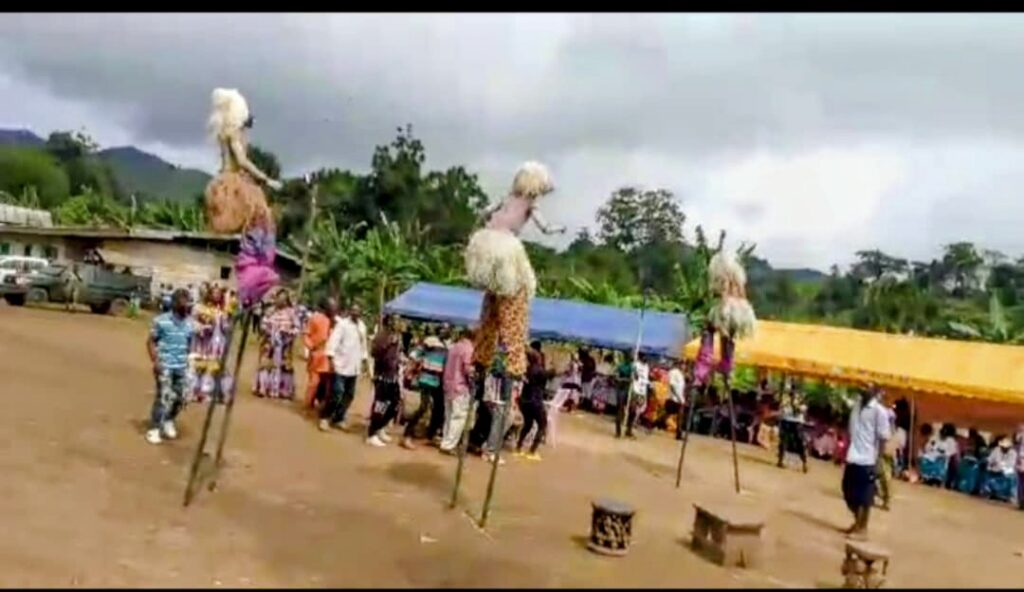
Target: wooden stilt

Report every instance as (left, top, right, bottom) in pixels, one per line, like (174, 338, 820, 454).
(183, 310, 247, 507)
(724, 376, 741, 494)
(207, 310, 253, 492)
(676, 383, 706, 488)
(479, 374, 512, 529)
(450, 375, 483, 510)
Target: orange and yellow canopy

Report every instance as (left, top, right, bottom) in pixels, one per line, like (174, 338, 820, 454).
(682, 320, 1024, 406)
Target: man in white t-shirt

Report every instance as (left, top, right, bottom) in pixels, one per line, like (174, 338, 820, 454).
(666, 361, 686, 440)
(842, 387, 892, 540)
(319, 303, 369, 431)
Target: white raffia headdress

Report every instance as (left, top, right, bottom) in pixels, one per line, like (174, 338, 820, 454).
(207, 88, 250, 139)
(511, 161, 554, 199)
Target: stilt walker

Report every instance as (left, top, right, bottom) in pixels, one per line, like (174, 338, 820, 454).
(675, 245, 757, 493)
(450, 162, 565, 527)
(184, 88, 284, 506)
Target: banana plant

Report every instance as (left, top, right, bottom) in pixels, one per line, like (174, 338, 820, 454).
(947, 292, 1024, 343)
(350, 214, 428, 318)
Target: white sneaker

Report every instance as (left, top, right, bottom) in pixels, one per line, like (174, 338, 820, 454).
(145, 429, 162, 445)
(483, 453, 506, 466)
(378, 431, 393, 443)
(161, 421, 178, 440)
(366, 434, 387, 447)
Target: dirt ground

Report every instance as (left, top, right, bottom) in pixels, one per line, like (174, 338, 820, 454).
(2, 305, 1024, 588)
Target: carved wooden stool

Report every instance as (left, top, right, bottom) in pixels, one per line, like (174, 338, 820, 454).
(691, 502, 765, 568)
(587, 498, 635, 556)
(842, 541, 890, 589)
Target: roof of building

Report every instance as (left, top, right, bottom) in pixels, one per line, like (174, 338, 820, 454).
(0, 225, 235, 242)
(0, 204, 53, 228)
(0, 224, 302, 266)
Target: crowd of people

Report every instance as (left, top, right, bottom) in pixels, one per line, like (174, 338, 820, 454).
(301, 295, 556, 463)
(142, 285, 1024, 522)
(144, 284, 306, 444)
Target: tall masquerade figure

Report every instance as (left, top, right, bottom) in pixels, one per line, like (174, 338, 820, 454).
(693, 249, 757, 387)
(675, 247, 757, 492)
(204, 88, 283, 306)
(464, 161, 565, 379)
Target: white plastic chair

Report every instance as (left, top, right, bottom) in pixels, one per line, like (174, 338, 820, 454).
(542, 388, 572, 448)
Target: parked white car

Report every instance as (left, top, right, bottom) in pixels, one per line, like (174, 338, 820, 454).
(0, 255, 50, 283)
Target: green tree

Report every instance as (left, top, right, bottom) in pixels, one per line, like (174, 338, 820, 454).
(941, 241, 983, 297)
(850, 249, 908, 283)
(595, 186, 686, 253)
(853, 277, 939, 335)
(247, 144, 282, 181)
(45, 130, 122, 201)
(0, 147, 71, 208)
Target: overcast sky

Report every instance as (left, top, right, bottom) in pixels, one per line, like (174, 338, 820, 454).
(2, 13, 1023, 270)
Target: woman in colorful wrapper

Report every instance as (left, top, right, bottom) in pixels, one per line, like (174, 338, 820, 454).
(464, 161, 565, 379)
(203, 88, 283, 307)
(189, 285, 232, 403)
(254, 289, 300, 400)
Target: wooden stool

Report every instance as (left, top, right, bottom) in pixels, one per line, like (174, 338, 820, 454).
(691, 502, 765, 568)
(587, 498, 635, 556)
(842, 541, 890, 589)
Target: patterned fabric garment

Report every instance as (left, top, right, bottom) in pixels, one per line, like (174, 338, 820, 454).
(149, 367, 189, 429)
(151, 312, 195, 371)
(236, 222, 280, 307)
(254, 306, 299, 399)
(189, 303, 232, 404)
(472, 289, 529, 377)
(693, 329, 715, 387)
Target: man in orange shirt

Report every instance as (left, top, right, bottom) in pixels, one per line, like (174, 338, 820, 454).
(304, 296, 339, 408)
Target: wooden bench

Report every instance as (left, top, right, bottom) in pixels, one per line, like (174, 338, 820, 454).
(842, 541, 890, 589)
(691, 502, 765, 568)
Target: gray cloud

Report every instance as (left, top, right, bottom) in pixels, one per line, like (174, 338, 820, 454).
(2, 13, 1024, 269)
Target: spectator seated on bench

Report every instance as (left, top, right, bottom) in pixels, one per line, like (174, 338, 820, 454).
(917, 423, 957, 486)
(980, 436, 1018, 503)
(956, 455, 981, 495)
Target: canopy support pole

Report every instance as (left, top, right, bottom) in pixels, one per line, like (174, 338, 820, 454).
(909, 393, 917, 473)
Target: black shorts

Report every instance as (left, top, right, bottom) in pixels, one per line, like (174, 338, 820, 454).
(842, 463, 877, 512)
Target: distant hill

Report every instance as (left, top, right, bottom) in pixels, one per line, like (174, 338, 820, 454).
(0, 128, 210, 202)
(0, 129, 45, 147)
(98, 146, 210, 203)
(777, 268, 828, 283)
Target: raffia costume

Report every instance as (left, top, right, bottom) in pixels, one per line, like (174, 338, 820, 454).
(203, 88, 282, 306)
(464, 162, 563, 378)
(693, 250, 757, 387)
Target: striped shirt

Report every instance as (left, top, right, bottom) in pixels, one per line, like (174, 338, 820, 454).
(151, 312, 194, 371)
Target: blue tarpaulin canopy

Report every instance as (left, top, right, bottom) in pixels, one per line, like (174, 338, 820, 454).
(384, 282, 691, 358)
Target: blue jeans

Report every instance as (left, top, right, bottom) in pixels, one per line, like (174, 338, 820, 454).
(150, 367, 188, 429)
(320, 374, 357, 425)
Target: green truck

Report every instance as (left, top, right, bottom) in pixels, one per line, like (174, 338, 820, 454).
(2, 262, 151, 314)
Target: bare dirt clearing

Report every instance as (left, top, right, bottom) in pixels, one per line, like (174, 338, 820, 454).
(2, 305, 1023, 587)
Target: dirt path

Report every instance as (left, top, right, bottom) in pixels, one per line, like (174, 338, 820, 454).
(2, 305, 1023, 588)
